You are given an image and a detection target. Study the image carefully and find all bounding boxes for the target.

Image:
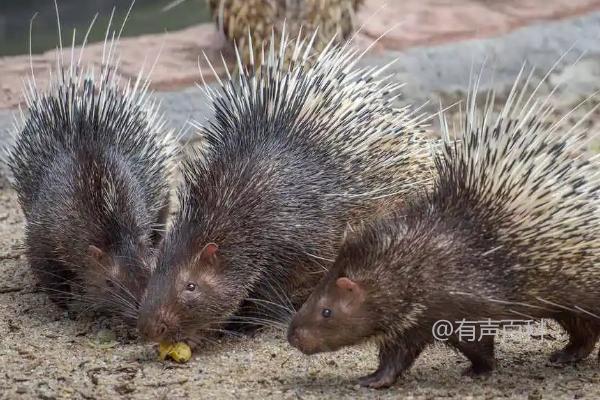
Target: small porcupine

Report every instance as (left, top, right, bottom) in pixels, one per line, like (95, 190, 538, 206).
(207, 0, 361, 66)
(288, 66, 600, 388)
(6, 25, 176, 321)
(136, 30, 433, 345)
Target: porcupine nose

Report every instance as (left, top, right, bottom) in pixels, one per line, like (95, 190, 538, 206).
(138, 308, 170, 342)
(288, 323, 321, 355)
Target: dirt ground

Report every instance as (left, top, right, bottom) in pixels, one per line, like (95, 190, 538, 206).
(0, 176, 599, 399)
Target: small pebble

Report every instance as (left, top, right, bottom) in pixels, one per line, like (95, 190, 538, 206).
(528, 389, 543, 400)
(96, 329, 117, 345)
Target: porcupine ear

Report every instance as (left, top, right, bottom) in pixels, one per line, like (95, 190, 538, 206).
(88, 245, 109, 266)
(336, 277, 366, 302)
(336, 277, 357, 291)
(200, 243, 219, 263)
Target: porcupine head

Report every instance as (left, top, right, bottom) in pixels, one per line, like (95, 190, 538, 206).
(72, 149, 165, 316)
(287, 196, 504, 361)
(137, 225, 243, 346)
(81, 231, 153, 316)
(288, 220, 411, 354)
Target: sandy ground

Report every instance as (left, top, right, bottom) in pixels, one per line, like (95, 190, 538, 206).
(0, 176, 600, 400)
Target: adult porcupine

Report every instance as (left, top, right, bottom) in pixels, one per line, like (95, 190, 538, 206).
(288, 66, 600, 388)
(6, 27, 175, 321)
(137, 30, 433, 345)
(207, 0, 361, 65)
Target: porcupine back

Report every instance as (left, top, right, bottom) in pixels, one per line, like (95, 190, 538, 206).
(432, 67, 600, 297)
(199, 28, 433, 200)
(197, 28, 432, 289)
(139, 27, 434, 340)
(6, 15, 176, 314)
(9, 64, 172, 221)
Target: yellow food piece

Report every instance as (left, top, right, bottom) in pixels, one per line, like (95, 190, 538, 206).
(158, 342, 192, 363)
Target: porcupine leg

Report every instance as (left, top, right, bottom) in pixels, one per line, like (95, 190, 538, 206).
(359, 334, 429, 389)
(449, 335, 496, 377)
(30, 259, 74, 309)
(223, 301, 263, 337)
(550, 315, 599, 363)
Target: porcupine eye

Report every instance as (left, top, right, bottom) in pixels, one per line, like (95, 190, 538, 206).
(186, 283, 196, 292)
(321, 308, 332, 318)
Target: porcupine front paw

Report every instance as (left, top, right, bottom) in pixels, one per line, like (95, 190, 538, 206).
(358, 368, 398, 389)
(358, 336, 424, 389)
(461, 363, 494, 378)
(453, 336, 495, 377)
(550, 315, 599, 364)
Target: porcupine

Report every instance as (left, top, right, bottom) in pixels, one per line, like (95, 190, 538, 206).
(207, 0, 362, 66)
(6, 19, 175, 321)
(287, 66, 600, 388)
(136, 30, 434, 345)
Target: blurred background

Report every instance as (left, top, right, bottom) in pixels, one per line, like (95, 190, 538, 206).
(0, 0, 210, 56)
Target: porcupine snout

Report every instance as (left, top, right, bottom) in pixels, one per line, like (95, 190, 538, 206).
(138, 306, 178, 342)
